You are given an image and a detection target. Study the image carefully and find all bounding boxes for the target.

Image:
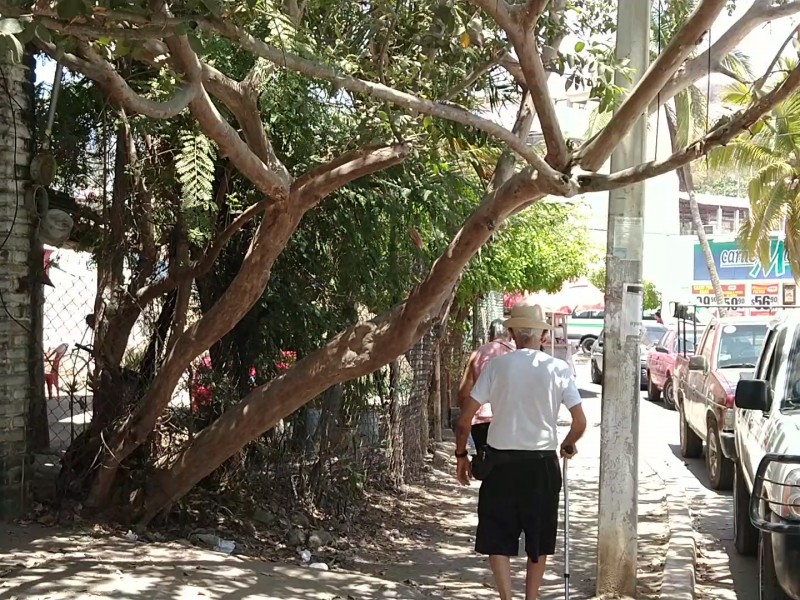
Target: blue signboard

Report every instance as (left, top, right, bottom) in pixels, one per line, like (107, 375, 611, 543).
(693, 239, 794, 282)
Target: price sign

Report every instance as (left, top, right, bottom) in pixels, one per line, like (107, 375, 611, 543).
(692, 284, 746, 315)
(751, 283, 780, 315)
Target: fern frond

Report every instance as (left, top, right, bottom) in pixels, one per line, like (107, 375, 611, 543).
(176, 130, 217, 209)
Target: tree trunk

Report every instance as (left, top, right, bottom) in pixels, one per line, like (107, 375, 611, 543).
(665, 109, 727, 308)
(430, 343, 442, 443)
(386, 360, 404, 486)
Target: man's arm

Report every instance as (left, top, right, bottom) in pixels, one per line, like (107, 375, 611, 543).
(560, 373, 587, 458)
(560, 404, 587, 458)
(456, 398, 480, 457)
(457, 351, 478, 412)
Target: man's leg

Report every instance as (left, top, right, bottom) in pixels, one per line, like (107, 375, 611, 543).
(489, 555, 513, 600)
(525, 556, 547, 600)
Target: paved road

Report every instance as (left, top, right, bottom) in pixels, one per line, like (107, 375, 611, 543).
(575, 359, 758, 600)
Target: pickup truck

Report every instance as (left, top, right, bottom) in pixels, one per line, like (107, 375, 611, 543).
(733, 313, 800, 600)
(675, 316, 770, 490)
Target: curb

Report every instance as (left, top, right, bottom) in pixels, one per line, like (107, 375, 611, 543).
(660, 482, 697, 600)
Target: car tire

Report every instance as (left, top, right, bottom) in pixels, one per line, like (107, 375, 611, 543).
(580, 336, 596, 355)
(663, 378, 676, 410)
(734, 460, 758, 556)
(647, 375, 661, 402)
(591, 359, 602, 385)
(707, 421, 734, 490)
(759, 524, 791, 600)
(679, 405, 702, 459)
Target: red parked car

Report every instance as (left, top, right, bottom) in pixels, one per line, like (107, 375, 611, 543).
(645, 328, 702, 410)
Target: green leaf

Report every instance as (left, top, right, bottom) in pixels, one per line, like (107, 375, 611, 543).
(0, 18, 23, 36)
(34, 24, 51, 43)
(56, 0, 89, 20)
(200, 0, 222, 17)
(574, 41, 585, 52)
(187, 33, 204, 54)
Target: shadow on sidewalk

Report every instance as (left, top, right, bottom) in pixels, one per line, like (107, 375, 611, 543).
(0, 524, 425, 600)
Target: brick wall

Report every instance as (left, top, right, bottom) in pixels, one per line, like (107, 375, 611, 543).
(0, 54, 37, 517)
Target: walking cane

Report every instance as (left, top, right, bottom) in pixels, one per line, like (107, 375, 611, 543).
(563, 446, 572, 600)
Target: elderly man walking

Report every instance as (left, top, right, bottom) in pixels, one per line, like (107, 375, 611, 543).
(458, 319, 515, 450)
(455, 303, 587, 600)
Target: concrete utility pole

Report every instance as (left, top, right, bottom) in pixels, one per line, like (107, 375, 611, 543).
(596, 0, 650, 596)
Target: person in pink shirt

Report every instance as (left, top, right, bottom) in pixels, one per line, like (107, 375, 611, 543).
(458, 319, 516, 450)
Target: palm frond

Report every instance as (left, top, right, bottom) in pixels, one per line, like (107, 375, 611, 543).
(720, 50, 754, 82)
(784, 196, 800, 279)
(707, 138, 782, 174)
(746, 178, 793, 266)
(747, 162, 794, 202)
(720, 81, 752, 107)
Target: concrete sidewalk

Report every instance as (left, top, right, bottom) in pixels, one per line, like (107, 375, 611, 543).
(1, 368, 689, 600)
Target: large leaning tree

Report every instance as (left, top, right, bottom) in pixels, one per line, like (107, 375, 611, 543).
(4, 0, 800, 524)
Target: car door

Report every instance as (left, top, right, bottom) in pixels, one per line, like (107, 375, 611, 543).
(658, 330, 676, 385)
(688, 325, 715, 431)
(650, 330, 666, 386)
(739, 327, 784, 486)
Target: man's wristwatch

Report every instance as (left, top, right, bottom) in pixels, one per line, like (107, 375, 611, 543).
(454, 449, 469, 459)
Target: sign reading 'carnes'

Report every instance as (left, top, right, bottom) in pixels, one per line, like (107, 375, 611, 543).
(694, 239, 793, 282)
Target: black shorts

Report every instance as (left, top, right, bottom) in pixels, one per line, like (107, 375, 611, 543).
(471, 423, 490, 449)
(475, 452, 562, 562)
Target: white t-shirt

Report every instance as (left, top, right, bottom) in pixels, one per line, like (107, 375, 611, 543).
(470, 349, 582, 451)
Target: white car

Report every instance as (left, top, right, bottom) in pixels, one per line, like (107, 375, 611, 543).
(733, 312, 800, 600)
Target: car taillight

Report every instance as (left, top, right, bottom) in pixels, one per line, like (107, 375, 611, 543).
(725, 393, 735, 409)
(780, 469, 800, 520)
(724, 409, 735, 430)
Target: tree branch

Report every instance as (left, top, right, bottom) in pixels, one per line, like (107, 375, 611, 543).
(519, 0, 549, 31)
(163, 34, 292, 199)
(578, 0, 727, 171)
(752, 22, 800, 97)
(17, 7, 569, 189)
(136, 198, 269, 304)
(470, 0, 568, 169)
(580, 63, 800, 192)
(36, 39, 198, 119)
(656, 0, 800, 110)
(440, 50, 505, 102)
(293, 144, 411, 208)
(512, 35, 568, 168)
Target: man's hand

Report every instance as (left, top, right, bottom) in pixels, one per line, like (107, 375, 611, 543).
(560, 443, 577, 459)
(456, 456, 472, 485)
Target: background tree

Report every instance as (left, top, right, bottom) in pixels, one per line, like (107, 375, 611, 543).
(3, 0, 800, 523)
(589, 268, 661, 311)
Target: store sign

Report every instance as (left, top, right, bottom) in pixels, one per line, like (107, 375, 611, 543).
(694, 240, 793, 282)
(750, 283, 780, 315)
(692, 283, 746, 314)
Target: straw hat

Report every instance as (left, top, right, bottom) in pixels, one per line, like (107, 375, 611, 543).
(503, 303, 551, 330)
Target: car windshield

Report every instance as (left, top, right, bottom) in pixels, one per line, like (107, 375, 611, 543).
(680, 338, 696, 353)
(643, 326, 666, 346)
(717, 324, 767, 369)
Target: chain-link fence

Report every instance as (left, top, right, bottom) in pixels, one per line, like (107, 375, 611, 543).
(29, 253, 479, 513)
(29, 247, 96, 456)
